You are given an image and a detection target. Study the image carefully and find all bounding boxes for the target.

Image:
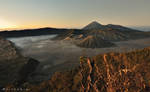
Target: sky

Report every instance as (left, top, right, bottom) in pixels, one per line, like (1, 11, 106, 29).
(0, 0, 150, 29)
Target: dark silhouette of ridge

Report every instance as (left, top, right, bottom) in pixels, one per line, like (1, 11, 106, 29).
(0, 27, 68, 38)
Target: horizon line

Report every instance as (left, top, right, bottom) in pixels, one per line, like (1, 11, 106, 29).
(0, 24, 150, 31)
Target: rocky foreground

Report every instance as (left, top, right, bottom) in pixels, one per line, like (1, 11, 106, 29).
(0, 37, 39, 89)
(5, 46, 150, 92)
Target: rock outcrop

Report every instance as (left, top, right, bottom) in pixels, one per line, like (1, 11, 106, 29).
(25, 47, 150, 92)
(0, 37, 39, 87)
(0, 37, 20, 60)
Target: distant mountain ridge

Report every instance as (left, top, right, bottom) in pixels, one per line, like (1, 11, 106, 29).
(0, 27, 68, 38)
(52, 21, 150, 48)
(83, 21, 139, 31)
(0, 21, 147, 38)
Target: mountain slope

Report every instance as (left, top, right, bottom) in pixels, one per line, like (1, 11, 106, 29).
(53, 22, 150, 48)
(77, 35, 115, 48)
(0, 37, 39, 87)
(85, 28, 149, 41)
(83, 21, 140, 31)
(83, 21, 106, 30)
(82, 21, 150, 41)
(52, 29, 84, 40)
(15, 47, 150, 92)
(106, 24, 137, 31)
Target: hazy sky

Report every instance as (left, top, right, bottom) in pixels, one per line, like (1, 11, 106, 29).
(0, 0, 150, 29)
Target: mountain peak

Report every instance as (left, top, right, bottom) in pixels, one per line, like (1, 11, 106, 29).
(90, 21, 101, 25)
(83, 21, 105, 30)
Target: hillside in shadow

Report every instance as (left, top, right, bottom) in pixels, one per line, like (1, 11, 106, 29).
(0, 37, 39, 89)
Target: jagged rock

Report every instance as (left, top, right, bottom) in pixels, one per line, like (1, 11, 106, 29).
(26, 47, 150, 92)
(0, 37, 20, 60)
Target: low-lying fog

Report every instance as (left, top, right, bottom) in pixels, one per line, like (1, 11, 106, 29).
(7, 35, 150, 82)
